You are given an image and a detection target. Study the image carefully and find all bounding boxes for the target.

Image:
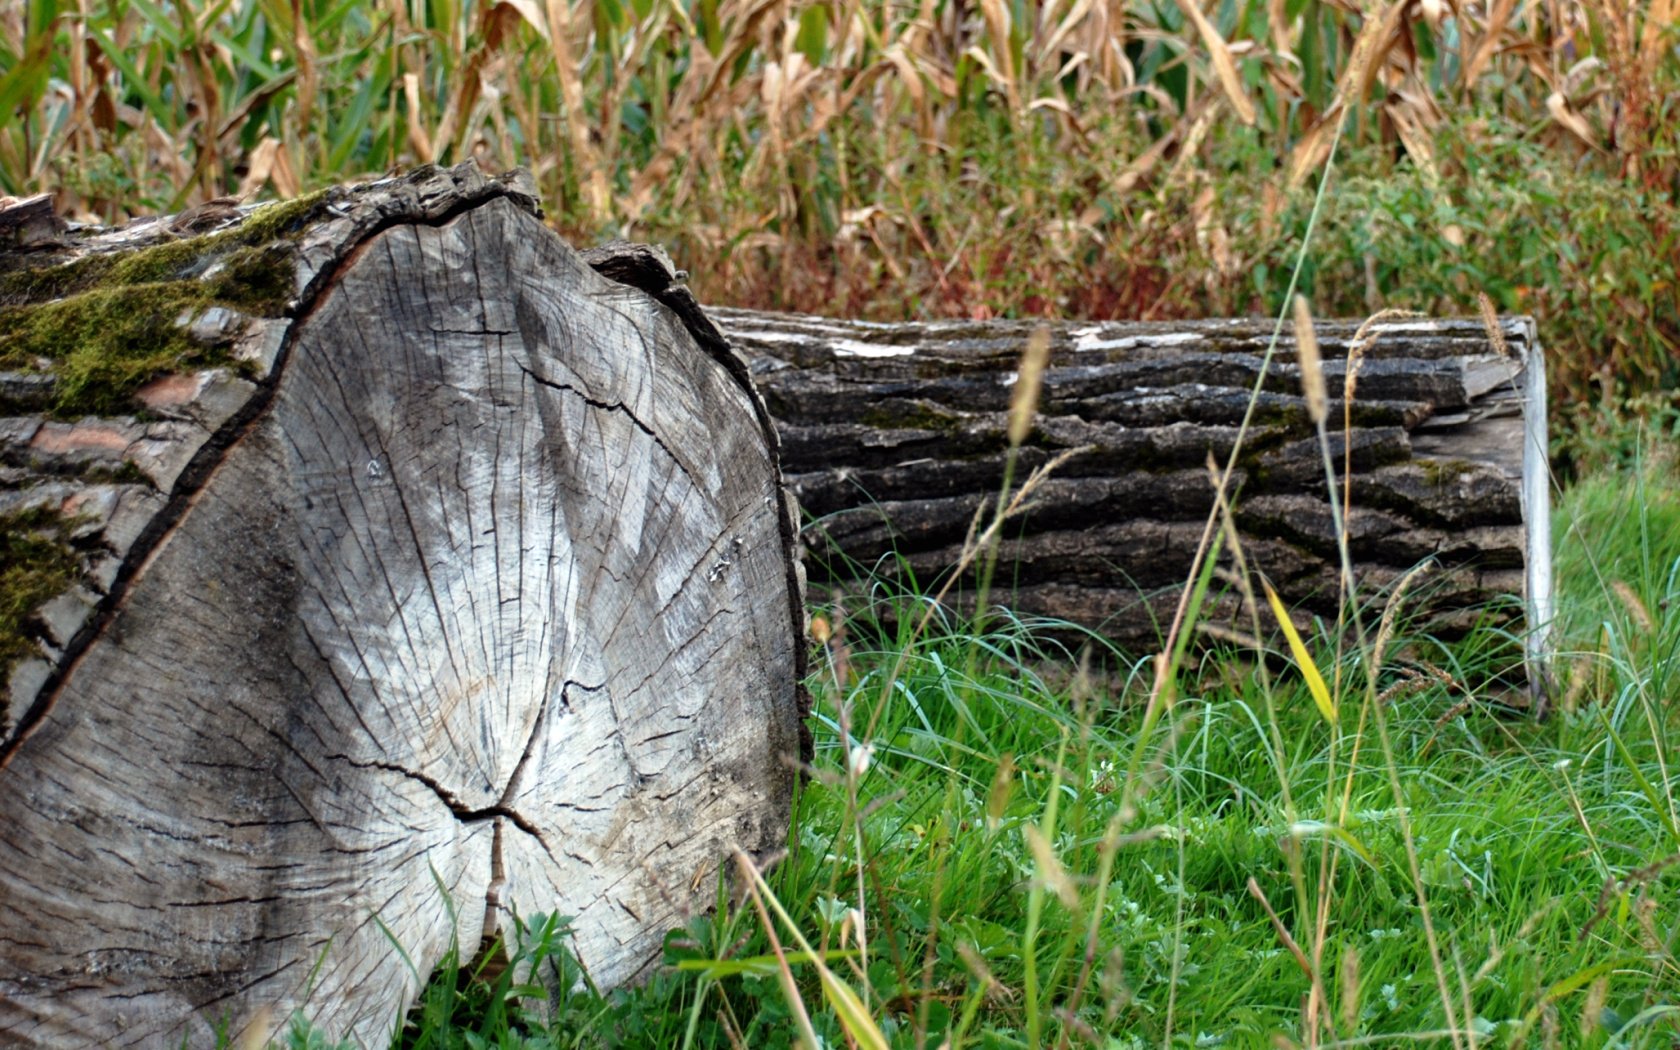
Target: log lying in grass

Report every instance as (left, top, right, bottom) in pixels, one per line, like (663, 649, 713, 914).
(0, 166, 806, 1047)
(715, 307, 1551, 684)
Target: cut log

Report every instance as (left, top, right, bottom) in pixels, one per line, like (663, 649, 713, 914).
(0, 165, 806, 1046)
(715, 308, 1551, 690)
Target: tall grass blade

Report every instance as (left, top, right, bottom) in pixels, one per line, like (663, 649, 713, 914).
(1264, 579, 1337, 724)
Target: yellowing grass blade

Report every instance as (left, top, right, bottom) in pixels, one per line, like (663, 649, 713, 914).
(1023, 824, 1079, 908)
(817, 967, 891, 1050)
(735, 852, 891, 1050)
(1288, 820, 1378, 866)
(1263, 580, 1336, 724)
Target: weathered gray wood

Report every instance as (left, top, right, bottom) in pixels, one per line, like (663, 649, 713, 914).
(716, 308, 1551, 683)
(0, 194, 63, 249)
(0, 166, 805, 1046)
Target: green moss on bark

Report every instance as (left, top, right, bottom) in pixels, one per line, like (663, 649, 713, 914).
(0, 506, 79, 677)
(0, 193, 327, 416)
(859, 399, 964, 432)
(3, 284, 217, 415)
(1420, 457, 1480, 485)
(0, 192, 327, 306)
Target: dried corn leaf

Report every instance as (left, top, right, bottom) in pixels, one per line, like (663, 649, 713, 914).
(883, 44, 926, 106)
(1173, 0, 1257, 125)
(1547, 91, 1601, 149)
(1287, 0, 1408, 186)
(403, 72, 434, 162)
(1386, 93, 1440, 186)
(1040, 0, 1100, 64)
(1462, 0, 1519, 89)
(1638, 0, 1679, 70)
(1114, 93, 1212, 194)
(500, 0, 552, 39)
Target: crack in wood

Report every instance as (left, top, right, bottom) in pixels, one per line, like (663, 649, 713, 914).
(510, 361, 700, 493)
(332, 755, 549, 845)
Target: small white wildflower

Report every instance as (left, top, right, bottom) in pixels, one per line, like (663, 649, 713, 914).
(847, 741, 873, 777)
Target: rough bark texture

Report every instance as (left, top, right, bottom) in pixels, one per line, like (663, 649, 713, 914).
(0, 165, 805, 1047)
(715, 308, 1549, 662)
(0, 194, 63, 249)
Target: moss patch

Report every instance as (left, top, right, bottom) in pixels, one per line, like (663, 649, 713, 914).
(1419, 457, 1481, 485)
(0, 506, 79, 677)
(0, 193, 328, 416)
(0, 192, 327, 307)
(859, 399, 965, 432)
(2, 283, 219, 415)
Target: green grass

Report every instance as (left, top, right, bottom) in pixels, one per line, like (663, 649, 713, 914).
(265, 441, 1680, 1049)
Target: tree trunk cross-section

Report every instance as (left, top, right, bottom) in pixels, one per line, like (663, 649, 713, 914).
(0, 167, 805, 1046)
(714, 308, 1551, 683)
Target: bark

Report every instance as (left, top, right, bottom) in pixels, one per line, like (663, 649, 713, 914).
(0, 194, 63, 249)
(0, 165, 805, 1047)
(715, 308, 1551, 683)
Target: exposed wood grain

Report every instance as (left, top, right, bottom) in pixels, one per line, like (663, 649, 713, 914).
(714, 308, 1551, 685)
(0, 168, 804, 1046)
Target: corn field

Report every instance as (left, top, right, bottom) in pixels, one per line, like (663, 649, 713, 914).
(2, 0, 1678, 405)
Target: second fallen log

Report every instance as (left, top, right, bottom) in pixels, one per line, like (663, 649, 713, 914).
(718, 309, 1551, 672)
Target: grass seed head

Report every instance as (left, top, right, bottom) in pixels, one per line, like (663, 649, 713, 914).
(1008, 325, 1052, 447)
(1291, 295, 1327, 425)
(1477, 292, 1514, 359)
(1344, 308, 1424, 402)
